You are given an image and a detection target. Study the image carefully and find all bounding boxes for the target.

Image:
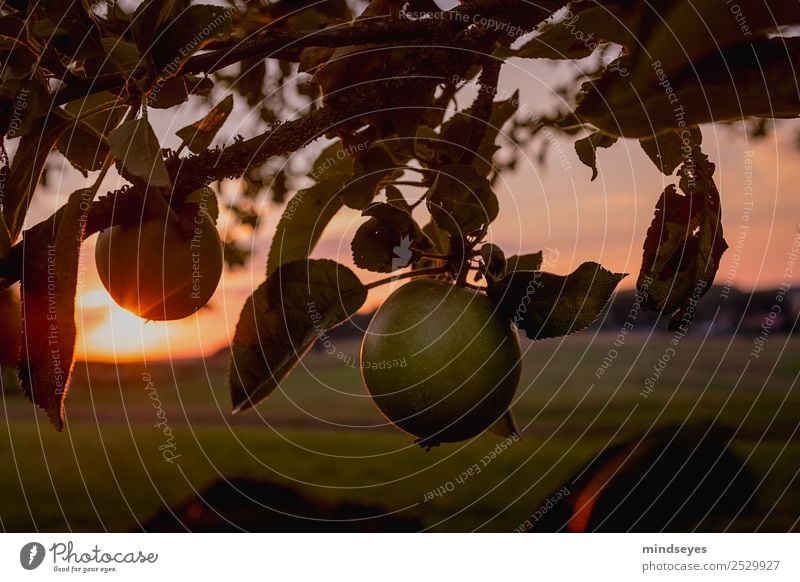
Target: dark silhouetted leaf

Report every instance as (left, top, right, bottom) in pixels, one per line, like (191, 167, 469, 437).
(149, 4, 233, 74)
(3, 117, 67, 240)
(229, 259, 367, 412)
(341, 144, 400, 210)
(489, 262, 626, 340)
(108, 117, 171, 187)
(506, 252, 543, 273)
(57, 91, 127, 173)
(427, 164, 498, 236)
(267, 176, 348, 276)
(176, 95, 234, 154)
(575, 132, 618, 181)
(19, 188, 93, 430)
(639, 129, 702, 175)
(638, 152, 727, 330)
(351, 203, 424, 273)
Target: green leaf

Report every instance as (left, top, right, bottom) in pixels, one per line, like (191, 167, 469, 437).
(3, 117, 67, 240)
(384, 184, 412, 213)
(57, 91, 127, 173)
(340, 144, 401, 210)
(351, 203, 424, 273)
(639, 129, 702, 176)
(149, 4, 233, 74)
(18, 188, 93, 430)
(488, 262, 626, 340)
(0, 213, 11, 261)
(148, 75, 213, 109)
(506, 252, 543, 273)
(638, 152, 727, 329)
(131, 0, 182, 55)
(267, 177, 346, 277)
(427, 164, 499, 236)
(229, 259, 367, 413)
(309, 140, 354, 182)
(416, 117, 472, 166)
(575, 132, 618, 181)
(466, 91, 519, 177)
(108, 117, 171, 187)
(175, 95, 234, 154)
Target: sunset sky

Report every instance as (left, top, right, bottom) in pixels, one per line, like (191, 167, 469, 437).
(21, 60, 800, 362)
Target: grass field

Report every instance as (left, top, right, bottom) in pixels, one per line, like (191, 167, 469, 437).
(1, 333, 799, 532)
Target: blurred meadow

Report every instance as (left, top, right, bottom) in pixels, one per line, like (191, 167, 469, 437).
(1, 333, 798, 532)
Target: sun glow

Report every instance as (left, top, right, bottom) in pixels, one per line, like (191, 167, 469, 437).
(75, 287, 228, 362)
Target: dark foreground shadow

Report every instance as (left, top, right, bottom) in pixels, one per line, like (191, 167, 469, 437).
(527, 423, 759, 532)
(142, 478, 422, 532)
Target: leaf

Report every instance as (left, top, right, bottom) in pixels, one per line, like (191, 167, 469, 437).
(416, 116, 472, 166)
(506, 252, 543, 273)
(427, 164, 498, 236)
(3, 117, 67, 240)
(0, 213, 11, 261)
(108, 117, 171, 187)
(639, 129, 702, 176)
(149, 4, 233, 74)
(576, 37, 800, 137)
(57, 91, 127, 173)
(637, 152, 727, 329)
(131, 0, 182, 56)
(148, 75, 213, 109)
(384, 184, 412, 213)
(267, 177, 346, 277)
(575, 132, 618, 181)
(340, 144, 401, 210)
(351, 203, 424, 273)
(488, 410, 519, 439)
(18, 188, 93, 430)
(229, 259, 367, 413)
(480, 243, 506, 281)
(471, 91, 519, 177)
(175, 95, 234, 154)
(309, 140, 353, 182)
(488, 262, 626, 340)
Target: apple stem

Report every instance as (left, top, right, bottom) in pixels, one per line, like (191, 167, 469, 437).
(362, 266, 449, 291)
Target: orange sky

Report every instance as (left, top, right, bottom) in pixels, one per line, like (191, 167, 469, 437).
(20, 62, 800, 362)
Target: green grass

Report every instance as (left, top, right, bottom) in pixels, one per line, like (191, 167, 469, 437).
(1, 334, 798, 531)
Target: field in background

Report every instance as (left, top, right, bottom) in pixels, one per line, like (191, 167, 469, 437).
(1, 334, 799, 532)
